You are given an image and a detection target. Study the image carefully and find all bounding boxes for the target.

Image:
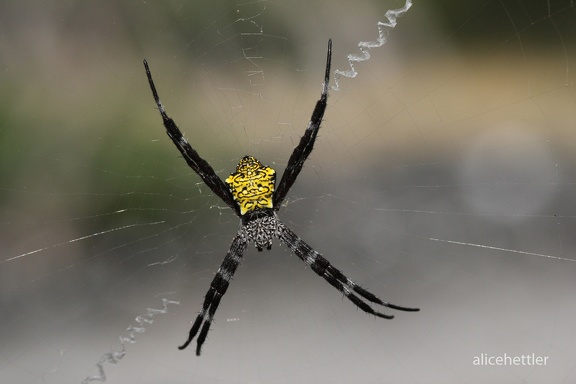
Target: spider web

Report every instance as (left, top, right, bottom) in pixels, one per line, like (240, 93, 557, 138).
(1, 1, 576, 383)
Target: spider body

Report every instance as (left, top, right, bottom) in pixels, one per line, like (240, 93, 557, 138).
(225, 156, 276, 215)
(243, 211, 278, 251)
(143, 39, 418, 356)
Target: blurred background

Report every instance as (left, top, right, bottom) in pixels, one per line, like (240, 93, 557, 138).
(1, 1, 576, 383)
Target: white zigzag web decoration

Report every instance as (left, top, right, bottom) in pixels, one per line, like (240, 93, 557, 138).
(332, 0, 413, 91)
(81, 298, 179, 383)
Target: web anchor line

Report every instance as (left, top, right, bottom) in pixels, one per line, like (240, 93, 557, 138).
(332, 0, 412, 91)
(429, 238, 575, 263)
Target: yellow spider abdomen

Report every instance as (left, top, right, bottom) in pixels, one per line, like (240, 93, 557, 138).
(225, 156, 275, 215)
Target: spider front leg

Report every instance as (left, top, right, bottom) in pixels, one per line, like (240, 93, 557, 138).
(179, 233, 248, 355)
(278, 223, 419, 318)
(143, 60, 241, 217)
(273, 39, 332, 209)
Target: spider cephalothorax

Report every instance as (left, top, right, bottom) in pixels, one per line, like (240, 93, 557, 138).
(144, 39, 419, 356)
(239, 209, 278, 251)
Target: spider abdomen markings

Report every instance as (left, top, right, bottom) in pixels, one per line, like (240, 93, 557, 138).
(226, 156, 276, 215)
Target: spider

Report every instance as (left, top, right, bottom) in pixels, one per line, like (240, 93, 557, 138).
(143, 39, 419, 356)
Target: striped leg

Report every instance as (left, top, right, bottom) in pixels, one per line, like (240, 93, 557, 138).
(178, 232, 248, 355)
(143, 60, 240, 216)
(278, 223, 419, 318)
(273, 39, 332, 210)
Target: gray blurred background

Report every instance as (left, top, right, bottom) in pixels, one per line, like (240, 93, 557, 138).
(1, 1, 576, 383)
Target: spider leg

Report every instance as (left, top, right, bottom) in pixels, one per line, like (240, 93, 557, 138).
(143, 60, 241, 217)
(278, 223, 419, 318)
(178, 232, 248, 355)
(273, 39, 332, 209)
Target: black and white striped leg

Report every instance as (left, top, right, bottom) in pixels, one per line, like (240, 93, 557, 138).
(278, 224, 419, 318)
(143, 59, 240, 217)
(273, 39, 332, 209)
(178, 233, 248, 355)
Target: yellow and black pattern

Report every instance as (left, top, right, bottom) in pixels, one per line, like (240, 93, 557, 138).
(225, 156, 275, 215)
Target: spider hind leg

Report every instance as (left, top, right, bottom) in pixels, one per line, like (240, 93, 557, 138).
(178, 233, 248, 355)
(278, 223, 419, 318)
